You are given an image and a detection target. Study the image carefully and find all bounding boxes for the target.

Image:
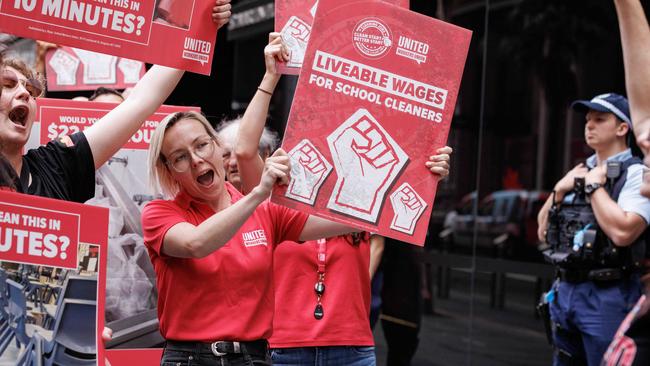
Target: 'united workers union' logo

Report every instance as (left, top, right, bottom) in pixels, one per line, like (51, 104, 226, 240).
(352, 18, 393, 59)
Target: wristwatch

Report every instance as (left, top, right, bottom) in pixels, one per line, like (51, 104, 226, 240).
(584, 183, 603, 196)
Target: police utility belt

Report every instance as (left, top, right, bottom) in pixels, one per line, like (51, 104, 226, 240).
(542, 158, 646, 283)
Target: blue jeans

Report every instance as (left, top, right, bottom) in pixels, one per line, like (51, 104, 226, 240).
(550, 277, 642, 366)
(270, 346, 376, 366)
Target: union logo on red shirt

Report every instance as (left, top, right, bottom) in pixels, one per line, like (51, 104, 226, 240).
(242, 229, 268, 247)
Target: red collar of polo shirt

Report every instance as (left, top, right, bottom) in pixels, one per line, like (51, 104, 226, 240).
(173, 181, 244, 211)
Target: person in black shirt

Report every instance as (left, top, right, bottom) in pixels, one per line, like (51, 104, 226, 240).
(18, 132, 96, 201)
(0, 1, 232, 203)
(0, 57, 182, 202)
(0, 157, 15, 189)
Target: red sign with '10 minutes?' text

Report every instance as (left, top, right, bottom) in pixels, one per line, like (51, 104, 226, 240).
(0, 0, 219, 74)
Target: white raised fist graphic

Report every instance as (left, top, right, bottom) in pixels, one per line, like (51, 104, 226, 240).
(285, 139, 333, 205)
(281, 16, 311, 67)
(48, 49, 80, 86)
(327, 109, 408, 223)
(389, 183, 427, 235)
(73, 48, 118, 84)
(118, 58, 144, 83)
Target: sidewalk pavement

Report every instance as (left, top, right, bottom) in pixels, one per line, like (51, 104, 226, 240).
(374, 269, 553, 366)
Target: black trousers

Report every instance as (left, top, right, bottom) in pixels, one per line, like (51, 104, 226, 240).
(161, 340, 271, 366)
(380, 240, 423, 366)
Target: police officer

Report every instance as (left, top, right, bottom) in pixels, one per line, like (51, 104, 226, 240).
(537, 93, 650, 366)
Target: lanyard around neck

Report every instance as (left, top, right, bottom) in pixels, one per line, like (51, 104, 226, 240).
(316, 238, 326, 273)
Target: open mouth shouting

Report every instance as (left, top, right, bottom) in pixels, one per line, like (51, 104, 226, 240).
(7, 105, 29, 128)
(196, 169, 215, 187)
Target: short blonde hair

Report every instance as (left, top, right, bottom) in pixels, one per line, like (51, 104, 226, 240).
(148, 111, 220, 198)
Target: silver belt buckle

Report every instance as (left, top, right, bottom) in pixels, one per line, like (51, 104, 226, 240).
(211, 341, 227, 357)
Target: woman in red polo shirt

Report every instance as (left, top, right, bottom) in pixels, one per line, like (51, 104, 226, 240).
(234, 33, 452, 366)
(142, 106, 360, 366)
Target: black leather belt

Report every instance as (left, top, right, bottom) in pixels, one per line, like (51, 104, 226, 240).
(165, 339, 268, 357)
(556, 268, 627, 283)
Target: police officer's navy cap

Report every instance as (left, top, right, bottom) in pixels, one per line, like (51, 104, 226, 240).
(571, 93, 632, 128)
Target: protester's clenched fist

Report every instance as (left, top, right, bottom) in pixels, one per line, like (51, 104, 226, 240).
(212, 0, 232, 29)
(257, 149, 291, 197)
(264, 32, 290, 76)
(280, 16, 311, 67)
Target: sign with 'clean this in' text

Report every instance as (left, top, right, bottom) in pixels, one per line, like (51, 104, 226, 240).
(272, 0, 471, 246)
(0, 197, 79, 268)
(0, 190, 109, 364)
(0, 0, 219, 74)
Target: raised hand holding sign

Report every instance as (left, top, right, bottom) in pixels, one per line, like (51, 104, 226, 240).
(286, 139, 333, 205)
(281, 16, 311, 67)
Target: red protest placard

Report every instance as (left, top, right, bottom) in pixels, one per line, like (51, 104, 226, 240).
(0, 0, 217, 75)
(29, 99, 201, 365)
(45, 46, 145, 91)
(0, 190, 108, 364)
(272, 0, 471, 245)
(36, 98, 200, 150)
(0, 199, 79, 268)
(275, 0, 409, 75)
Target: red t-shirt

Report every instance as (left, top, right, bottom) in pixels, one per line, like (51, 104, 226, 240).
(142, 182, 309, 342)
(269, 236, 373, 348)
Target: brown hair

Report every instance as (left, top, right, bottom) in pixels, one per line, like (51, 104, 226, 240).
(0, 51, 3, 95)
(2, 57, 46, 94)
(343, 232, 370, 246)
(89, 87, 123, 101)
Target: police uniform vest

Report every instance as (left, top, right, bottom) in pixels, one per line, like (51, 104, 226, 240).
(543, 156, 647, 281)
